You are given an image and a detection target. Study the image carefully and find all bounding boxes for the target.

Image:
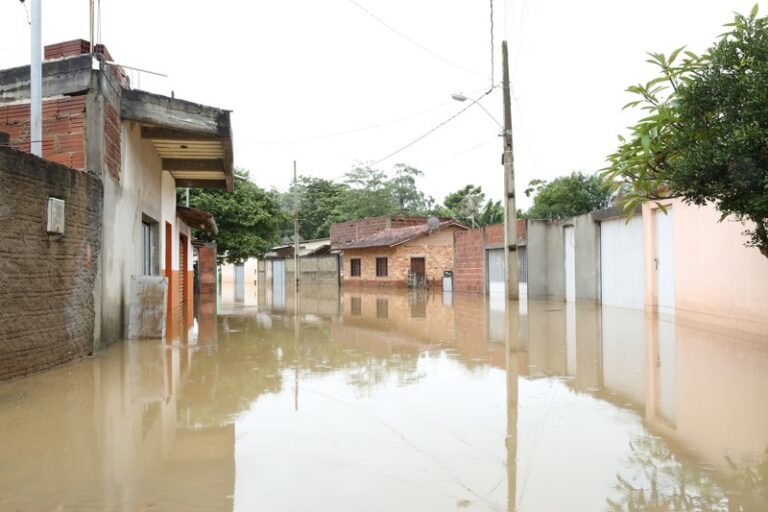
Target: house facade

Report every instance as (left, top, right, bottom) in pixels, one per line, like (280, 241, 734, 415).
(0, 39, 233, 347)
(338, 221, 467, 288)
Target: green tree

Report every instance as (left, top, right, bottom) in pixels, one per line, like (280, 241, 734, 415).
(329, 164, 398, 223)
(524, 171, 612, 220)
(390, 164, 435, 214)
(603, 6, 768, 258)
(478, 199, 504, 226)
(187, 169, 288, 264)
(443, 185, 485, 227)
(286, 176, 348, 239)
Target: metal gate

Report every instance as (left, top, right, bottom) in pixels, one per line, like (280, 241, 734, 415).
(487, 248, 504, 297)
(656, 208, 676, 315)
(600, 215, 644, 309)
(271, 259, 285, 309)
(517, 246, 528, 283)
(564, 226, 576, 301)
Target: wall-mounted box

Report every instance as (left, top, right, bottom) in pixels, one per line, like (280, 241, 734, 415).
(47, 197, 65, 234)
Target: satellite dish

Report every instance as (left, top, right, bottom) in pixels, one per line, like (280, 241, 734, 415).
(426, 216, 440, 231)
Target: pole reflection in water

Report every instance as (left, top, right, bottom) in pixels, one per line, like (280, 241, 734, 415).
(1, 282, 767, 511)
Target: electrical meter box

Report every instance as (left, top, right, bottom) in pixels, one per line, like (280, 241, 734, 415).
(47, 197, 65, 234)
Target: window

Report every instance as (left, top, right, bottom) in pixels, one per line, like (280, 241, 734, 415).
(376, 298, 389, 319)
(142, 221, 152, 275)
(350, 258, 361, 277)
(375, 257, 388, 277)
(351, 296, 362, 316)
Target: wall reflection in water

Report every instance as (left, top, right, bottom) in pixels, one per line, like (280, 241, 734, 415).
(0, 285, 766, 511)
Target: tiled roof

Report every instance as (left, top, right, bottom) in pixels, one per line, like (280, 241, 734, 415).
(338, 220, 467, 250)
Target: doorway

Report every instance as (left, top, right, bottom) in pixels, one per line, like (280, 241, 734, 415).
(410, 257, 426, 288)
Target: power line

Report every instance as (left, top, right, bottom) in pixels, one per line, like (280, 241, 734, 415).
(370, 88, 496, 166)
(490, 0, 495, 88)
(252, 99, 455, 145)
(346, 0, 489, 80)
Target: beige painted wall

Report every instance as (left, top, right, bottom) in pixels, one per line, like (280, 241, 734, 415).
(643, 200, 768, 332)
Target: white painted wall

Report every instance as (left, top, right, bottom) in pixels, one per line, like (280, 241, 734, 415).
(599, 215, 644, 309)
(100, 122, 190, 343)
(564, 226, 576, 302)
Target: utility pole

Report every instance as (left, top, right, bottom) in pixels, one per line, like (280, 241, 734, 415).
(293, 160, 300, 292)
(502, 40, 519, 301)
(30, 0, 42, 157)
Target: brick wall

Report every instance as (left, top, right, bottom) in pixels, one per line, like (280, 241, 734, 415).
(0, 146, 102, 380)
(342, 228, 459, 289)
(453, 221, 527, 295)
(0, 96, 87, 170)
(330, 215, 430, 245)
(104, 102, 121, 180)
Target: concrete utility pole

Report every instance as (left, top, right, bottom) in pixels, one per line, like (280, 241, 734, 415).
(293, 160, 300, 291)
(502, 40, 519, 301)
(30, 0, 42, 157)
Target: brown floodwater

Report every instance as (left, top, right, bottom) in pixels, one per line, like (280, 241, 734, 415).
(1, 283, 767, 511)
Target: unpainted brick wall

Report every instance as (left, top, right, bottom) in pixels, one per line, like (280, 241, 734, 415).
(0, 146, 102, 380)
(0, 96, 87, 170)
(330, 216, 430, 245)
(453, 221, 527, 294)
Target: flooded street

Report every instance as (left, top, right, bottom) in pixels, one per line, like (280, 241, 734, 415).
(1, 285, 767, 511)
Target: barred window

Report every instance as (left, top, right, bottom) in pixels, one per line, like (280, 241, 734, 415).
(375, 257, 388, 277)
(350, 258, 361, 277)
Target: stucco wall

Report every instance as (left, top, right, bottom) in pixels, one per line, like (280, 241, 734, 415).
(100, 122, 190, 344)
(643, 200, 768, 331)
(0, 147, 102, 380)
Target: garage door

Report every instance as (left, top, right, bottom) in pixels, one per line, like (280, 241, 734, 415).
(487, 249, 505, 297)
(600, 215, 644, 309)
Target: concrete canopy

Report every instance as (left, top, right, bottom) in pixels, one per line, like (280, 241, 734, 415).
(122, 89, 234, 192)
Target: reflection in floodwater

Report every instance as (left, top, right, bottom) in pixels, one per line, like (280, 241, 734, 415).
(0, 284, 767, 511)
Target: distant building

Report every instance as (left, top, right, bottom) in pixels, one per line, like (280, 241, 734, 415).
(337, 220, 467, 289)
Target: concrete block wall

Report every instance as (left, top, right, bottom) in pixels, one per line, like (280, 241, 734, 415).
(0, 146, 102, 380)
(527, 213, 599, 300)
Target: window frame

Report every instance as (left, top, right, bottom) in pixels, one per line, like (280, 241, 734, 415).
(375, 257, 388, 278)
(350, 258, 362, 277)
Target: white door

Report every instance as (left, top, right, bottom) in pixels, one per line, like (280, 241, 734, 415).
(272, 260, 285, 310)
(487, 249, 505, 297)
(564, 226, 576, 301)
(655, 208, 676, 315)
(234, 264, 245, 302)
(600, 215, 644, 309)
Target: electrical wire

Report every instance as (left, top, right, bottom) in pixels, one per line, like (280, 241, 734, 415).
(19, 0, 31, 25)
(252, 99, 455, 145)
(369, 88, 496, 166)
(490, 0, 495, 88)
(346, 0, 488, 80)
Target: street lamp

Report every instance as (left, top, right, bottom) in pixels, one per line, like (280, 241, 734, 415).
(451, 93, 504, 131)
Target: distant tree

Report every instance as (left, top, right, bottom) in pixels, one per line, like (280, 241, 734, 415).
(390, 164, 435, 214)
(329, 164, 398, 223)
(524, 171, 612, 220)
(478, 199, 504, 226)
(187, 169, 288, 264)
(443, 185, 486, 227)
(285, 176, 348, 239)
(603, 6, 768, 258)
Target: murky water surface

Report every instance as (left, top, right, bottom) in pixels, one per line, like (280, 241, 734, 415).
(1, 284, 767, 511)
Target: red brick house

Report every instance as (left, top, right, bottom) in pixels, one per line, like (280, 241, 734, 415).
(338, 220, 467, 289)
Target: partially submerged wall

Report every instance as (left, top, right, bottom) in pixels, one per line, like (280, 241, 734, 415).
(0, 146, 102, 380)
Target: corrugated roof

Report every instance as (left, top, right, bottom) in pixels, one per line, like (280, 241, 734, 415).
(338, 220, 467, 250)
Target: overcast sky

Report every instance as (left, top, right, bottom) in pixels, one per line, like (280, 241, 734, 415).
(0, 0, 761, 209)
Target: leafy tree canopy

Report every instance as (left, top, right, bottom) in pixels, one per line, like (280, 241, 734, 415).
(186, 169, 288, 264)
(603, 5, 768, 257)
(442, 184, 502, 227)
(524, 171, 612, 220)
